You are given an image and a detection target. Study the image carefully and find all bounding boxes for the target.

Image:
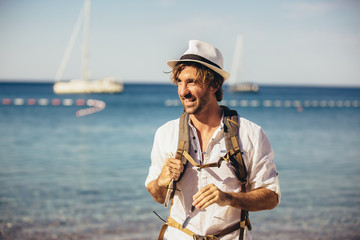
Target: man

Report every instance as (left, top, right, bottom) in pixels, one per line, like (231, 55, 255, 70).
(145, 40, 280, 240)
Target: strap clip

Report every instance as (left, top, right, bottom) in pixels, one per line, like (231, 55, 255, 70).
(193, 235, 218, 240)
(239, 177, 247, 185)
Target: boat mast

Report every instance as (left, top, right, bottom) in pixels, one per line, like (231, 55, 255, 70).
(55, 2, 85, 82)
(230, 34, 243, 86)
(82, 0, 91, 81)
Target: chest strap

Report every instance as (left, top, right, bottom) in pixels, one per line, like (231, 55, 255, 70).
(181, 140, 242, 171)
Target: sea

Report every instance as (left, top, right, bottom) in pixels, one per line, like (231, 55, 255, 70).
(0, 82, 359, 240)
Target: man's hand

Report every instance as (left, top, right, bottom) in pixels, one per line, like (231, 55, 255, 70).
(192, 184, 279, 211)
(157, 157, 184, 187)
(192, 184, 231, 210)
(147, 157, 184, 204)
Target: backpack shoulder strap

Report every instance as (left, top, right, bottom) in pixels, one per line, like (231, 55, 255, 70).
(166, 112, 190, 202)
(175, 112, 190, 166)
(221, 106, 252, 238)
(221, 106, 248, 185)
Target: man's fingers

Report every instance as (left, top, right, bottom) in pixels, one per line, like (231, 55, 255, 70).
(169, 164, 182, 172)
(194, 193, 217, 209)
(193, 184, 215, 199)
(167, 158, 184, 171)
(160, 158, 184, 182)
(192, 184, 223, 210)
(166, 158, 184, 176)
(169, 169, 181, 181)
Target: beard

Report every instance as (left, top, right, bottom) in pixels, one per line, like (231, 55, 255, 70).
(181, 87, 210, 115)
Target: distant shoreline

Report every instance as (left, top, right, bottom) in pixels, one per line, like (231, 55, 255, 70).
(0, 80, 359, 89)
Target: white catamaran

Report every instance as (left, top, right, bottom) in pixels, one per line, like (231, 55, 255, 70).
(228, 35, 259, 93)
(53, 0, 123, 94)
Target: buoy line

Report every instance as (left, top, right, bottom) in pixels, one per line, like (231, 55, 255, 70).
(1, 98, 106, 117)
(164, 99, 360, 108)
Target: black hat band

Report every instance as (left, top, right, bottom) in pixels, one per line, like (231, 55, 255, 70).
(180, 54, 221, 69)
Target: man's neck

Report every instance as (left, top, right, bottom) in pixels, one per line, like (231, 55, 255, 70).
(189, 104, 222, 153)
(190, 104, 222, 132)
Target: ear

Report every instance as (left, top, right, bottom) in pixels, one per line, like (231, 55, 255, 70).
(209, 86, 218, 94)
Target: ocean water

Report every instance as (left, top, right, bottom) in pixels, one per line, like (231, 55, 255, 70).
(0, 82, 359, 240)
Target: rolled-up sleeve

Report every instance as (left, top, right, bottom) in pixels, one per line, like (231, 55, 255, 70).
(145, 119, 179, 187)
(240, 118, 281, 202)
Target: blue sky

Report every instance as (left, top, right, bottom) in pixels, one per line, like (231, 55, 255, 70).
(0, 0, 359, 86)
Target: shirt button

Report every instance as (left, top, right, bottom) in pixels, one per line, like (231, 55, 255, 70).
(194, 150, 198, 153)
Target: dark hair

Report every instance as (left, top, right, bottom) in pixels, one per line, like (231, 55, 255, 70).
(170, 62, 224, 101)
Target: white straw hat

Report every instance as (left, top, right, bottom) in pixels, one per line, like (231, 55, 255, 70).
(167, 40, 230, 81)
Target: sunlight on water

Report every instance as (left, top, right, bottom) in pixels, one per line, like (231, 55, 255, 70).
(0, 83, 359, 239)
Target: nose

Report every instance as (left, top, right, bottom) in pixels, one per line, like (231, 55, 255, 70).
(178, 82, 189, 97)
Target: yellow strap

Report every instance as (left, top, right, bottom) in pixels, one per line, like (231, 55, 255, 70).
(183, 151, 219, 169)
(227, 118, 239, 126)
(158, 224, 168, 240)
(240, 220, 246, 228)
(165, 216, 243, 240)
(167, 216, 195, 237)
(175, 140, 185, 160)
(231, 136, 240, 151)
(182, 151, 199, 167)
(167, 217, 220, 240)
(183, 147, 245, 171)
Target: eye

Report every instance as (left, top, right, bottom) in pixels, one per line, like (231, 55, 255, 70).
(174, 78, 181, 86)
(187, 79, 195, 85)
(188, 80, 197, 88)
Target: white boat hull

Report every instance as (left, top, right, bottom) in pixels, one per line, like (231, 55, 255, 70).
(53, 78, 124, 94)
(229, 83, 259, 93)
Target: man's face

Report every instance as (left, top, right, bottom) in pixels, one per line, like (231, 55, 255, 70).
(177, 66, 211, 115)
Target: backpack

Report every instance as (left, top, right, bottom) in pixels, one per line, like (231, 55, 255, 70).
(158, 106, 251, 240)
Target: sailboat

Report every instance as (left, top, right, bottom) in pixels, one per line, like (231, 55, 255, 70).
(53, 0, 123, 94)
(228, 35, 259, 93)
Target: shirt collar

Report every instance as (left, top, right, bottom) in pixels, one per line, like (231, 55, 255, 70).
(187, 112, 225, 130)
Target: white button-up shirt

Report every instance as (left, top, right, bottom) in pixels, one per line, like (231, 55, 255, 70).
(145, 115, 280, 240)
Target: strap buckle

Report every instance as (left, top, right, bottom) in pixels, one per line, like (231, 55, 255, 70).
(193, 235, 218, 240)
(193, 235, 205, 240)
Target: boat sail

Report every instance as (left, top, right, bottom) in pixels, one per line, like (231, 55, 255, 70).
(53, 0, 123, 94)
(228, 35, 259, 93)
